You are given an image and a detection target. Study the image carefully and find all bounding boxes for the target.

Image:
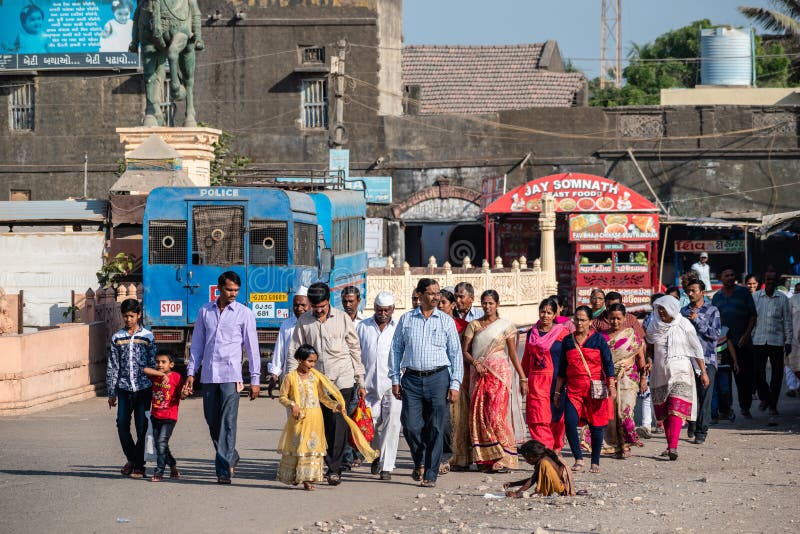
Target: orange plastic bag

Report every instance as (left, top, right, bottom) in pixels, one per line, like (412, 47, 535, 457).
(349, 397, 375, 447)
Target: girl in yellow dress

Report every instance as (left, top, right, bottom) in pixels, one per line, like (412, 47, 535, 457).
(277, 344, 378, 490)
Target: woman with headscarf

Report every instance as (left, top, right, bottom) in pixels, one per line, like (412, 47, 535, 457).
(602, 303, 648, 459)
(589, 289, 606, 319)
(522, 298, 570, 453)
(646, 296, 709, 461)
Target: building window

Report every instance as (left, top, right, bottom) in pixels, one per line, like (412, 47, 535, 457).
(161, 75, 176, 127)
(300, 46, 325, 65)
(301, 79, 328, 129)
(10, 82, 34, 131)
(10, 189, 31, 201)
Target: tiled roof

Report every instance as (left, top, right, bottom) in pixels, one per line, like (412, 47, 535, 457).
(402, 44, 585, 114)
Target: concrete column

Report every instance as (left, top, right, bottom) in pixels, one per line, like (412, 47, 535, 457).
(386, 220, 405, 266)
(538, 194, 558, 295)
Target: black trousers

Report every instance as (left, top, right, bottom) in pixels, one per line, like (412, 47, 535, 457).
(322, 386, 353, 475)
(734, 343, 756, 412)
(753, 344, 784, 412)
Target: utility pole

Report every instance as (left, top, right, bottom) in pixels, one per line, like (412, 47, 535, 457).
(329, 38, 347, 147)
(600, 0, 622, 89)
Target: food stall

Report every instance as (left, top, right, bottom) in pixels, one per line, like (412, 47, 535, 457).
(484, 173, 660, 311)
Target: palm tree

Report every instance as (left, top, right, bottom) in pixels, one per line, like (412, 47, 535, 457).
(739, 1, 800, 35)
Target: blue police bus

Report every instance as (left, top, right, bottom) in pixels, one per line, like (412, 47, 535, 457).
(142, 186, 367, 376)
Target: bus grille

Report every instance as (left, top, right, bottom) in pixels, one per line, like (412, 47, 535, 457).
(192, 206, 245, 265)
(153, 330, 184, 343)
(257, 330, 279, 345)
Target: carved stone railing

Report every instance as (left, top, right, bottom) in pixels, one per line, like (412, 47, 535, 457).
(365, 255, 550, 317)
(72, 283, 143, 336)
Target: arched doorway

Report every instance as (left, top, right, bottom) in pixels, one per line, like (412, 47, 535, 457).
(393, 181, 483, 266)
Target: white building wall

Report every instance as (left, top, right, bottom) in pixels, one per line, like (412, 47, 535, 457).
(0, 232, 105, 328)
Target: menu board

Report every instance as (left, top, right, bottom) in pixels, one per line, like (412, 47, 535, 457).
(569, 213, 658, 242)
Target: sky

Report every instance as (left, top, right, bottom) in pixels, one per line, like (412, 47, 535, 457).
(403, 0, 777, 79)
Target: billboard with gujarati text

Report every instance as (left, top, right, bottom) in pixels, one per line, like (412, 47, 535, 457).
(0, 0, 139, 70)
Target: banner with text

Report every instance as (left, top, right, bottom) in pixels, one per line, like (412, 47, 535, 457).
(0, 0, 140, 70)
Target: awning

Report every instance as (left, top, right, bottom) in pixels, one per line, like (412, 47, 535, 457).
(484, 173, 658, 214)
(0, 200, 108, 224)
(758, 210, 800, 238)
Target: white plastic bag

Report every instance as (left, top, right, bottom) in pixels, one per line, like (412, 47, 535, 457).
(144, 410, 156, 462)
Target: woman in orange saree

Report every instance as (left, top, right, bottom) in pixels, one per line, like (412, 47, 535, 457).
(462, 290, 528, 473)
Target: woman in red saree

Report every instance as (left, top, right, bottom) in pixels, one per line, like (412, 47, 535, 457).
(463, 290, 527, 472)
(522, 298, 570, 452)
(554, 306, 616, 474)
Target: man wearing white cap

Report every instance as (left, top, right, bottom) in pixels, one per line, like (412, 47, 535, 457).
(267, 286, 310, 395)
(357, 290, 401, 480)
(691, 253, 713, 293)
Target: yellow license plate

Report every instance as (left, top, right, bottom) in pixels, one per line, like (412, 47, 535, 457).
(250, 292, 288, 303)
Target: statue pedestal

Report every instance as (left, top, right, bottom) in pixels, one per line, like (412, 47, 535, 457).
(117, 127, 221, 187)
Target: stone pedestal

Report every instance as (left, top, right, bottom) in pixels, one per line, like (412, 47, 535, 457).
(117, 127, 221, 187)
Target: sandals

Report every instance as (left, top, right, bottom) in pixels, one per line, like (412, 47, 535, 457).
(589, 464, 601, 474)
(120, 462, 133, 476)
(303, 481, 316, 491)
(571, 460, 584, 472)
(420, 479, 436, 488)
(412, 466, 424, 481)
(438, 463, 451, 475)
(326, 473, 342, 486)
(615, 448, 631, 459)
(487, 466, 511, 474)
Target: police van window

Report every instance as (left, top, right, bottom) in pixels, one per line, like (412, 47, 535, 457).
(149, 221, 187, 264)
(250, 220, 288, 265)
(191, 206, 245, 265)
(294, 222, 317, 266)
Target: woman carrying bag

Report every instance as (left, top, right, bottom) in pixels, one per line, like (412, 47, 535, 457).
(554, 306, 616, 474)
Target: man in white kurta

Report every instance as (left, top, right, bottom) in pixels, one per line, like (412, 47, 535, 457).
(356, 291, 401, 480)
(267, 287, 309, 395)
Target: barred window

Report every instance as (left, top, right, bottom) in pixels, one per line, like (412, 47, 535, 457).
(331, 218, 364, 255)
(191, 206, 245, 265)
(149, 221, 187, 264)
(250, 220, 288, 265)
(293, 222, 317, 266)
(301, 79, 328, 129)
(10, 82, 34, 131)
(301, 46, 325, 64)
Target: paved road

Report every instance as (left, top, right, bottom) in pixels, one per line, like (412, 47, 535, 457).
(2, 391, 800, 533)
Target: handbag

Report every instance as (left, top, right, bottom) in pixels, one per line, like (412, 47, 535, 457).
(573, 335, 608, 400)
(144, 410, 157, 461)
(348, 397, 375, 448)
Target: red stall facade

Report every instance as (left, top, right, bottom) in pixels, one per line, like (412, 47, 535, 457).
(484, 173, 660, 311)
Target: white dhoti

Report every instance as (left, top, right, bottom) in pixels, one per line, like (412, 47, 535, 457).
(370, 391, 402, 472)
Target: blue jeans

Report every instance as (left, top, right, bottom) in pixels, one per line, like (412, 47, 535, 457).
(564, 399, 604, 466)
(115, 387, 152, 470)
(150, 417, 177, 475)
(202, 383, 240, 479)
(712, 367, 733, 418)
(400, 368, 450, 482)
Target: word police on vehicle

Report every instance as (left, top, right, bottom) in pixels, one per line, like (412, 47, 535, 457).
(200, 188, 240, 197)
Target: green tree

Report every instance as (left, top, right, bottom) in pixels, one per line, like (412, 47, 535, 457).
(589, 19, 792, 106)
(739, 1, 800, 35)
(197, 123, 252, 186)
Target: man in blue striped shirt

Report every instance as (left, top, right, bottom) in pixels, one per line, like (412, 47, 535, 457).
(390, 278, 463, 488)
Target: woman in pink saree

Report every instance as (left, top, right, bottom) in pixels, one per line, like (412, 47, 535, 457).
(462, 290, 528, 473)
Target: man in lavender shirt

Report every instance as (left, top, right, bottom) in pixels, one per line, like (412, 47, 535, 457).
(183, 271, 261, 484)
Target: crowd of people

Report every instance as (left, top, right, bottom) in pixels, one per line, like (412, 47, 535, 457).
(105, 266, 800, 497)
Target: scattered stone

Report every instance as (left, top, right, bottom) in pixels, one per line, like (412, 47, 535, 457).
(393, 514, 405, 521)
(437, 498, 445, 505)
(722, 457, 731, 462)
(357, 516, 367, 521)
(476, 485, 489, 491)
(596, 500, 605, 506)
(632, 496, 643, 503)
(315, 522, 328, 528)
(534, 528, 548, 534)
(416, 493, 426, 499)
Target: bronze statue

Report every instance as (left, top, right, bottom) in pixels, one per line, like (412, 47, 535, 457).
(130, 0, 204, 127)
